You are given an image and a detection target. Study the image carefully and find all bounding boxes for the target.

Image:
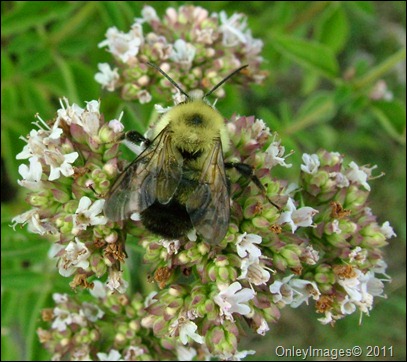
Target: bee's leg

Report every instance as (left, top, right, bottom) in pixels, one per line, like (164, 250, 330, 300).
(118, 130, 152, 154)
(123, 130, 152, 147)
(225, 162, 280, 210)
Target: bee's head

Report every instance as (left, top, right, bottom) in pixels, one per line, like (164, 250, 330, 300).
(146, 62, 248, 104)
(187, 89, 205, 101)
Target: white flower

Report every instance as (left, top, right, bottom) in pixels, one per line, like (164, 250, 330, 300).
(52, 307, 86, 332)
(72, 197, 108, 234)
(369, 79, 393, 101)
(177, 319, 204, 345)
(16, 129, 48, 160)
(95, 63, 119, 91)
(330, 171, 350, 188)
(265, 140, 292, 168)
(135, 5, 159, 23)
(349, 246, 367, 263)
(10, 209, 54, 235)
(238, 258, 270, 286)
(99, 24, 143, 63)
(144, 291, 158, 308)
(289, 278, 321, 308)
(244, 30, 264, 59)
(272, 275, 320, 308)
(51, 307, 72, 331)
(214, 282, 255, 320)
(58, 238, 91, 277)
(89, 280, 107, 299)
(18, 156, 42, 185)
(372, 260, 391, 280)
(218, 349, 256, 361)
(338, 270, 363, 302)
(97, 349, 123, 361)
(170, 39, 196, 68)
(346, 161, 374, 191)
(137, 89, 152, 104)
(236, 232, 262, 261)
(155, 104, 173, 114)
(339, 295, 357, 315)
(301, 153, 320, 174)
(106, 270, 128, 293)
(176, 345, 197, 361)
(256, 317, 269, 336)
(269, 275, 294, 305)
(318, 311, 334, 325)
(380, 221, 397, 238)
(219, 11, 248, 47)
(232, 349, 256, 361)
(52, 293, 68, 304)
(71, 348, 92, 361)
(278, 198, 318, 233)
(360, 271, 386, 298)
(331, 219, 342, 234)
(124, 346, 145, 360)
(80, 302, 104, 322)
(75, 100, 101, 136)
(56, 97, 85, 125)
(338, 269, 387, 318)
(157, 239, 181, 255)
(44, 149, 79, 181)
(302, 245, 319, 265)
(16, 115, 63, 160)
(108, 114, 125, 133)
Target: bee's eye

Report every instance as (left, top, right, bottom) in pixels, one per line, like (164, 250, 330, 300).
(186, 114, 203, 126)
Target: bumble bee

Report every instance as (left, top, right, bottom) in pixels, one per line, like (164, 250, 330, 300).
(104, 63, 278, 244)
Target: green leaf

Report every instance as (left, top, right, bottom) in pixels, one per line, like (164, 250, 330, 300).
(353, 47, 406, 90)
(97, 2, 132, 29)
(301, 70, 321, 95)
(269, 32, 339, 79)
(20, 48, 54, 75)
(370, 99, 406, 143)
(1, 50, 15, 80)
(286, 91, 337, 135)
(315, 4, 349, 54)
(1, 2, 73, 36)
(346, 1, 376, 17)
(1, 271, 48, 290)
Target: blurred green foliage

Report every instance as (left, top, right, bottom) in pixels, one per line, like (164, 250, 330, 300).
(1, 1, 405, 361)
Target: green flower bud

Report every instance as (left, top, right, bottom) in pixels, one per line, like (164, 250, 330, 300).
(207, 256, 237, 283)
(360, 225, 387, 248)
(272, 254, 288, 271)
(28, 190, 54, 208)
(89, 253, 107, 277)
(51, 188, 71, 204)
(99, 123, 117, 143)
(280, 245, 301, 268)
(345, 186, 369, 210)
(206, 324, 238, 357)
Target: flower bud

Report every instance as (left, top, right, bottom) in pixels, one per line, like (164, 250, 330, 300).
(360, 224, 387, 248)
(89, 254, 107, 277)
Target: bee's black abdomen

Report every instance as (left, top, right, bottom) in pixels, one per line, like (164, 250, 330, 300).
(140, 200, 193, 239)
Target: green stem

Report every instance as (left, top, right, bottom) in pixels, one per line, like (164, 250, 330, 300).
(284, 100, 334, 135)
(353, 47, 406, 89)
(26, 286, 51, 360)
(285, 1, 330, 32)
(53, 52, 79, 103)
(50, 2, 98, 45)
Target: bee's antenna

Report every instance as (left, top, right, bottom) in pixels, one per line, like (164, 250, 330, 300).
(146, 62, 190, 99)
(205, 64, 249, 98)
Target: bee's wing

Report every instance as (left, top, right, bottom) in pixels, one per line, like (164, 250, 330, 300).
(186, 138, 230, 244)
(104, 128, 183, 221)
